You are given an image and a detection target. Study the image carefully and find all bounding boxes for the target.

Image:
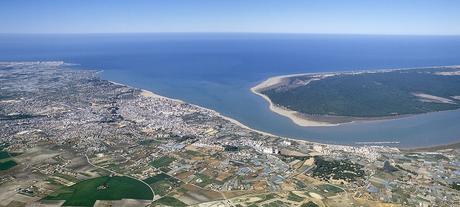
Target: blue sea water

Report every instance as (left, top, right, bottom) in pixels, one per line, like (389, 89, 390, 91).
(1, 33, 460, 147)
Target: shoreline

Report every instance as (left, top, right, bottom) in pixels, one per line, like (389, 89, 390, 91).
(110, 81, 280, 138)
(250, 85, 338, 127)
(401, 140, 460, 152)
(100, 66, 460, 150)
(250, 72, 343, 127)
(112, 80, 439, 150)
(251, 65, 460, 127)
(108, 81, 345, 148)
(130, 83, 460, 150)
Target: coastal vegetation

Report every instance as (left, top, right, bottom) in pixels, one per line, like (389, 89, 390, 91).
(261, 67, 460, 118)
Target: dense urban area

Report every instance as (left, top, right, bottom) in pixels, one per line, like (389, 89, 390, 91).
(0, 62, 459, 207)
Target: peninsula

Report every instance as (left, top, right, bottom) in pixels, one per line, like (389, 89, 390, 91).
(252, 66, 460, 126)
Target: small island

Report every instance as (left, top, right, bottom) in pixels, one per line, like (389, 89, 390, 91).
(252, 66, 460, 126)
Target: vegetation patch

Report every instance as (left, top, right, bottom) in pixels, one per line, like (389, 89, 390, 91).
(138, 139, 163, 145)
(317, 184, 344, 196)
(150, 156, 176, 168)
(287, 192, 304, 202)
(44, 176, 153, 206)
(152, 196, 187, 207)
(451, 182, 460, 191)
(301, 201, 319, 207)
(194, 173, 217, 188)
(143, 173, 182, 196)
(0, 151, 11, 159)
(312, 156, 364, 181)
(255, 193, 276, 203)
(262, 68, 460, 117)
(262, 200, 290, 207)
(0, 160, 17, 170)
(0, 114, 41, 120)
(54, 173, 80, 183)
(224, 145, 239, 152)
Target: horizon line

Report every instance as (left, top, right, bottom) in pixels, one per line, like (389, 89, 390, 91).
(1, 31, 460, 37)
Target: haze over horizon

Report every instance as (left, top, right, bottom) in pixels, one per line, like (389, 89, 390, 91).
(1, 0, 459, 35)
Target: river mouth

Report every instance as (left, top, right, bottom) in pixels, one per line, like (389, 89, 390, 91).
(102, 68, 460, 149)
(2, 33, 460, 148)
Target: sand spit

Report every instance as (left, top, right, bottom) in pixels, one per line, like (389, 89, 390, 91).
(413, 93, 457, 104)
(251, 74, 338, 127)
(251, 65, 460, 127)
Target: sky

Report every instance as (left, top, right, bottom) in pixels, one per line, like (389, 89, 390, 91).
(0, 0, 459, 35)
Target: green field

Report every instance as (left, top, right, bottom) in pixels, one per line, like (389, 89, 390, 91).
(301, 201, 319, 207)
(0, 151, 11, 159)
(263, 200, 290, 207)
(194, 173, 218, 188)
(143, 173, 182, 196)
(287, 192, 304, 202)
(44, 176, 153, 206)
(150, 156, 176, 168)
(317, 184, 344, 196)
(0, 160, 17, 170)
(262, 67, 460, 117)
(0, 150, 21, 160)
(452, 182, 460, 191)
(152, 196, 187, 207)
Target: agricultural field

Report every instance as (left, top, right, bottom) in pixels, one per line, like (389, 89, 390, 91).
(152, 196, 187, 207)
(44, 176, 153, 206)
(143, 173, 182, 196)
(0, 160, 17, 171)
(316, 184, 344, 197)
(0, 146, 18, 171)
(0, 151, 11, 159)
(150, 156, 176, 171)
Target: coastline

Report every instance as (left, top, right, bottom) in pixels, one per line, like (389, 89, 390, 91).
(109, 80, 347, 148)
(139, 83, 460, 150)
(251, 86, 338, 127)
(110, 81, 280, 138)
(401, 139, 460, 151)
(103, 65, 460, 150)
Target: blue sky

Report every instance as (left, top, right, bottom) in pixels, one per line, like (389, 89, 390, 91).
(0, 0, 459, 35)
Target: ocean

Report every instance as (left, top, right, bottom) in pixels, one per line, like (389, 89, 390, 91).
(1, 33, 460, 147)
